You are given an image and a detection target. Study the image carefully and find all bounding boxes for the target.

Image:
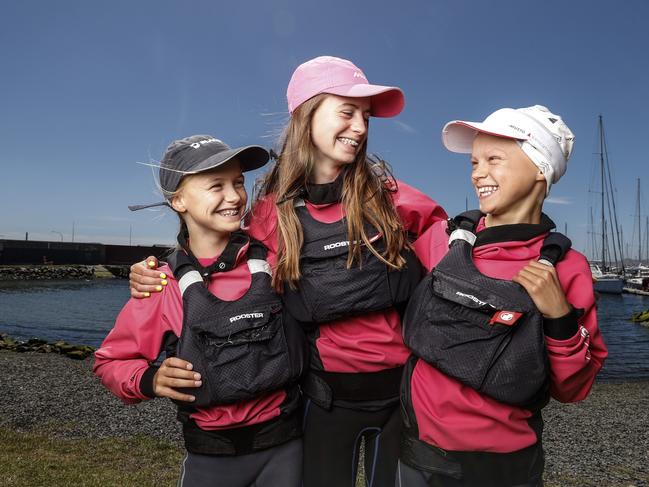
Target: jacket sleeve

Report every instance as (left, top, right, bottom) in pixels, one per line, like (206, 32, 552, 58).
(93, 289, 176, 404)
(246, 196, 279, 266)
(545, 252, 608, 403)
(413, 220, 451, 272)
(392, 180, 448, 238)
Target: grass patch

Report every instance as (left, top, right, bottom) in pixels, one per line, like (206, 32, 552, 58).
(0, 427, 183, 486)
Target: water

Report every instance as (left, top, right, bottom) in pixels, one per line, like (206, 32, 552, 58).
(1, 281, 648, 381)
(594, 293, 649, 381)
(0, 280, 130, 347)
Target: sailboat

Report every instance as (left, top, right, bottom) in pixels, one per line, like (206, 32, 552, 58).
(590, 115, 625, 294)
(625, 180, 649, 291)
(591, 264, 624, 294)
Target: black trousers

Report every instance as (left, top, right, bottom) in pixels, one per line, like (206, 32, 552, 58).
(303, 398, 401, 487)
(178, 438, 302, 487)
(396, 442, 544, 487)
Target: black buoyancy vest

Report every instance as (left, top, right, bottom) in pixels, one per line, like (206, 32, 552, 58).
(167, 242, 306, 408)
(282, 198, 423, 323)
(402, 211, 571, 408)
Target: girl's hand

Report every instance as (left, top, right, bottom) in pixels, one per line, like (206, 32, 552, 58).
(152, 357, 201, 402)
(129, 256, 166, 298)
(512, 261, 571, 318)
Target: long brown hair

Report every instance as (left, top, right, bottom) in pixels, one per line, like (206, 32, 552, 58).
(253, 94, 409, 290)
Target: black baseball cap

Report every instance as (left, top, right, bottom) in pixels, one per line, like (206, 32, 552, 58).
(159, 135, 269, 194)
(129, 135, 269, 211)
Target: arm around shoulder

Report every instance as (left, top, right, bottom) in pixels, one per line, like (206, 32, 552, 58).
(392, 180, 448, 238)
(412, 219, 451, 272)
(245, 196, 279, 262)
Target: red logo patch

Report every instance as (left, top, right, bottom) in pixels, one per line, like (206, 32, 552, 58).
(489, 311, 523, 326)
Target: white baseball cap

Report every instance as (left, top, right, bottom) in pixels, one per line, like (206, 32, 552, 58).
(442, 105, 575, 194)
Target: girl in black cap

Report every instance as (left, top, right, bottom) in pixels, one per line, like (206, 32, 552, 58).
(94, 135, 306, 487)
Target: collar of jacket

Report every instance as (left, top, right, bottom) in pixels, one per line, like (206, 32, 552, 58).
(176, 230, 249, 276)
(474, 213, 556, 248)
(303, 173, 344, 205)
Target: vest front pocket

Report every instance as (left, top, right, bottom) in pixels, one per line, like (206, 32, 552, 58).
(189, 304, 291, 405)
(306, 249, 393, 323)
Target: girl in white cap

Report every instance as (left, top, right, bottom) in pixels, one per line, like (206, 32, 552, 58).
(130, 55, 447, 486)
(397, 106, 607, 486)
(94, 136, 307, 486)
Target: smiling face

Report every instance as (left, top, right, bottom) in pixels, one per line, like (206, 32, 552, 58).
(310, 94, 370, 174)
(471, 133, 546, 226)
(171, 159, 247, 248)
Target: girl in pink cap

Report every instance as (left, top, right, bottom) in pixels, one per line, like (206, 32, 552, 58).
(130, 55, 447, 486)
(247, 56, 446, 486)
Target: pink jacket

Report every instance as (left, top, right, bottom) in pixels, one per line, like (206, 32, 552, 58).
(408, 218, 607, 452)
(93, 242, 287, 431)
(246, 180, 447, 373)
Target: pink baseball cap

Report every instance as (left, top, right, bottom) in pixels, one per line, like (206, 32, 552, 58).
(286, 56, 405, 117)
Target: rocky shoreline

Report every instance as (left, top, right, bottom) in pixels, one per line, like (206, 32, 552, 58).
(0, 264, 130, 280)
(0, 350, 647, 486)
(0, 334, 95, 360)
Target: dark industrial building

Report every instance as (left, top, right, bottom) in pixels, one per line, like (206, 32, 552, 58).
(0, 239, 173, 265)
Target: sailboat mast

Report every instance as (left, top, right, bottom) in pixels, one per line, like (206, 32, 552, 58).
(600, 115, 606, 269)
(646, 216, 649, 262)
(590, 207, 596, 260)
(637, 178, 642, 263)
(603, 122, 626, 274)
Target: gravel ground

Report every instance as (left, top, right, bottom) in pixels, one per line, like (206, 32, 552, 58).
(0, 350, 182, 443)
(1, 350, 647, 486)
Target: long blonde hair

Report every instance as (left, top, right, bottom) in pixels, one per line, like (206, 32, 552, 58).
(253, 94, 409, 290)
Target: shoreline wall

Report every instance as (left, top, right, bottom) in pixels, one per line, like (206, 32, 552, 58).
(0, 239, 171, 266)
(0, 264, 130, 280)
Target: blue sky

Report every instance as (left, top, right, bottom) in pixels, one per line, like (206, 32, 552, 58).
(2, 0, 649, 258)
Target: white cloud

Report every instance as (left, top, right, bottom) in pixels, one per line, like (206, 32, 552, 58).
(545, 196, 573, 205)
(394, 120, 418, 134)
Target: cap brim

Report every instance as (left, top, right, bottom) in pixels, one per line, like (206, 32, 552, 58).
(188, 145, 270, 175)
(324, 84, 405, 117)
(442, 121, 529, 154)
